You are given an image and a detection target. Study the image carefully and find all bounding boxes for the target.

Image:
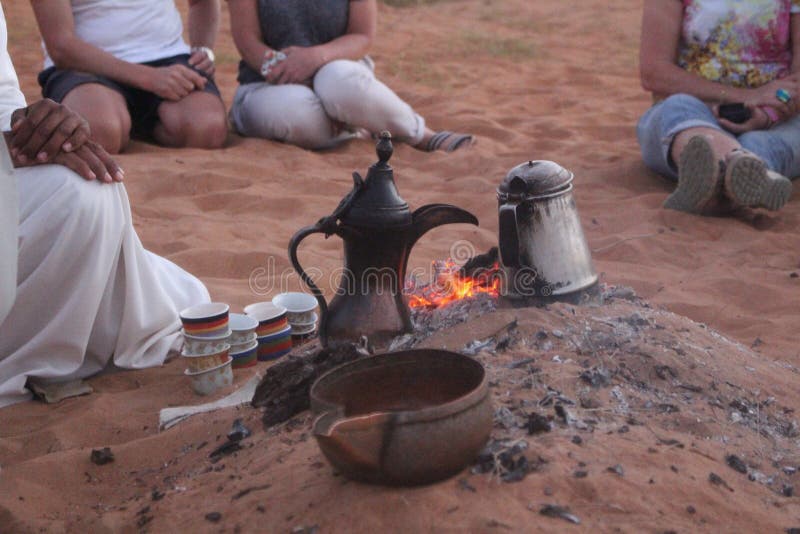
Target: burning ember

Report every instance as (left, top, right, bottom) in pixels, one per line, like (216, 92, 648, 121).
(406, 258, 501, 309)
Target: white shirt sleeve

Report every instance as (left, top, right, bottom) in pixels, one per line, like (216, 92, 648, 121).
(0, 3, 27, 131)
(0, 3, 21, 326)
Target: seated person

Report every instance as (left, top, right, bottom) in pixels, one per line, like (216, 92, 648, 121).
(28, 0, 228, 155)
(637, 0, 798, 215)
(0, 5, 210, 408)
(227, 0, 473, 152)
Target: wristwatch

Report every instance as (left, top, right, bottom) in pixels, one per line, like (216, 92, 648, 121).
(191, 46, 215, 63)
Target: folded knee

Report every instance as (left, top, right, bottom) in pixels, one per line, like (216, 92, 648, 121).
(314, 60, 371, 100)
(91, 117, 130, 155)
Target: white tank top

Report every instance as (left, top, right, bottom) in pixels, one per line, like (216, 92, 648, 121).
(43, 0, 190, 69)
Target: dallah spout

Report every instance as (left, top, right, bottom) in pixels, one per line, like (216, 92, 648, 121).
(408, 204, 479, 247)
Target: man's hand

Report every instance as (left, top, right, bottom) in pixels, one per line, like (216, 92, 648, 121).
(145, 64, 207, 101)
(8, 99, 90, 164)
(5, 129, 123, 183)
(189, 47, 215, 77)
(52, 140, 124, 183)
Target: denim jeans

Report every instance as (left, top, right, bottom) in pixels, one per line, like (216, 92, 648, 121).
(637, 93, 800, 181)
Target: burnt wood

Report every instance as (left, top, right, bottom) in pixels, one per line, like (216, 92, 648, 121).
(251, 341, 371, 427)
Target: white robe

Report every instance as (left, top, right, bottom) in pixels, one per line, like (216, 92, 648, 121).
(0, 4, 210, 408)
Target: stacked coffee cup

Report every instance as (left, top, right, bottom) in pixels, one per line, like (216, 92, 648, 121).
(243, 302, 293, 361)
(271, 292, 319, 346)
(179, 302, 234, 395)
(228, 313, 259, 368)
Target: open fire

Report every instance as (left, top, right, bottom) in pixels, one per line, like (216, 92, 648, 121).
(406, 258, 501, 309)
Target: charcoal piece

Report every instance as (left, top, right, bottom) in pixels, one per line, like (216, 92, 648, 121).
(151, 488, 165, 501)
(725, 454, 748, 474)
(508, 357, 536, 369)
(205, 512, 222, 523)
(539, 505, 580, 525)
(571, 436, 582, 445)
(90, 447, 114, 465)
(474, 439, 538, 482)
(686, 505, 696, 514)
(573, 470, 588, 478)
(658, 403, 680, 414)
(729, 399, 752, 415)
(209, 440, 242, 463)
(783, 485, 794, 497)
(579, 366, 611, 387)
(554, 404, 569, 423)
(458, 247, 498, 278)
(709, 472, 734, 492)
(252, 342, 370, 427)
(527, 413, 551, 435)
(654, 365, 677, 380)
(786, 528, 800, 534)
(607, 464, 624, 476)
(227, 419, 251, 442)
(502, 455, 530, 483)
(579, 395, 601, 409)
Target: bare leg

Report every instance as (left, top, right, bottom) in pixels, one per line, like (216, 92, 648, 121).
(153, 91, 227, 149)
(670, 126, 740, 166)
(62, 83, 131, 154)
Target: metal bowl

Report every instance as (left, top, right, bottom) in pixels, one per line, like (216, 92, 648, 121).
(310, 349, 492, 486)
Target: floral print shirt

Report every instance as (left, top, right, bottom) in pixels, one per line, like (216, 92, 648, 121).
(678, 0, 800, 88)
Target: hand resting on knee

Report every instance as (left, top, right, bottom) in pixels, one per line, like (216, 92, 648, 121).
(4, 99, 123, 183)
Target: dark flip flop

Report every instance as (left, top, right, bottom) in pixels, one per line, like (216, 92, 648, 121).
(425, 131, 474, 152)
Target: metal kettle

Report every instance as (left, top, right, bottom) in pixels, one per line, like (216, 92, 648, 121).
(497, 160, 597, 299)
(289, 132, 478, 347)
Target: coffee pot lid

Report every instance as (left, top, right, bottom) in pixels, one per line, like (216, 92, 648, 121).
(497, 160, 573, 199)
(338, 132, 412, 228)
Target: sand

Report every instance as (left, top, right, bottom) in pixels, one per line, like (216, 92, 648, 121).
(1, 0, 799, 532)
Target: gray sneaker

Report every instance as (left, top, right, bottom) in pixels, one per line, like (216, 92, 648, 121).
(723, 149, 792, 211)
(663, 135, 723, 214)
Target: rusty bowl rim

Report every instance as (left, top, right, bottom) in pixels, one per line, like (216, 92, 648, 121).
(310, 348, 489, 425)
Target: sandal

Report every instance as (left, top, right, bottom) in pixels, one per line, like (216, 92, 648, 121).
(723, 149, 792, 211)
(423, 131, 474, 152)
(663, 135, 724, 213)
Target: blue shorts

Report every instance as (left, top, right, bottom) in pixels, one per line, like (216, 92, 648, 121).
(637, 93, 800, 180)
(38, 54, 222, 139)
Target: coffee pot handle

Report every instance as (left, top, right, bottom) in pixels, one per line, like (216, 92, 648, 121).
(288, 223, 329, 320)
(498, 203, 521, 267)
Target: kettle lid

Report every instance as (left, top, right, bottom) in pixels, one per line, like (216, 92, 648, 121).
(340, 132, 412, 228)
(497, 160, 573, 199)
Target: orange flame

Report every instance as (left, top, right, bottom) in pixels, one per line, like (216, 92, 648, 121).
(407, 259, 501, 309)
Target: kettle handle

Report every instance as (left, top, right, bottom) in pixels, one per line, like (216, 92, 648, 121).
(498, 202, 521, 268)
(288, 223, 329, 325)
